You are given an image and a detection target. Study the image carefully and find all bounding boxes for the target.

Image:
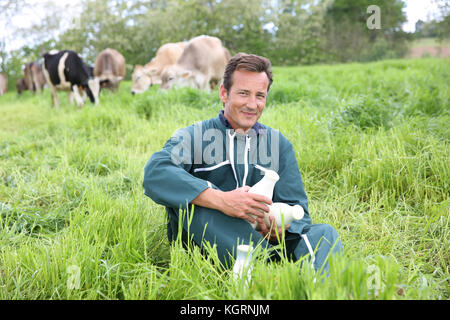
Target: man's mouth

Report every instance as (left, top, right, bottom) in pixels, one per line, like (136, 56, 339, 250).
(241, 110, 257, 117)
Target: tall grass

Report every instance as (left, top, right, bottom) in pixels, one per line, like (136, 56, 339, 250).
(0, 58, 448, 299)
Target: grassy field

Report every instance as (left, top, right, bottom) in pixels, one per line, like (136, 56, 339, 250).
(0, 58, 448, 300)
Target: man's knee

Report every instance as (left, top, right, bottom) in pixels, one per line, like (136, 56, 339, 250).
(318, 224, 342, 248)
(293, 223, 343, 271)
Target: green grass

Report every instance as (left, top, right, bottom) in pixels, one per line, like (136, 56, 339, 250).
(0, 58, 448, 300)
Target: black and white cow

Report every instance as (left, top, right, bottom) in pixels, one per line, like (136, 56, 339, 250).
(42, 50, 100, 108)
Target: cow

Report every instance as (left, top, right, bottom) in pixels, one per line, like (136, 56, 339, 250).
(16, 78, 28, 96)
(42, 50, 100, 109)
(23, 63, 34, 92)
(160, 36, 231, 91)
(23, 62, 46, 93)
(94, 48, 126, 92)
(0, 72, 7, 96)
(131, 42, 187, 94)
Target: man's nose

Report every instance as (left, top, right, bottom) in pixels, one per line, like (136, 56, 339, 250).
(246, 95, 258, 109)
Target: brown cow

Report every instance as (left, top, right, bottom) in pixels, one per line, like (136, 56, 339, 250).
(0, 72, 7, 95)
(160, 36, 231, 91)
(94, 48, 126, 91)
(23, 62, 46, 93)
(131, 42, 187, 94)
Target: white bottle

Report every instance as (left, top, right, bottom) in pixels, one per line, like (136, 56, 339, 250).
(264, 203, 304, 228)
(232, 244, 254, 286)
(248, 169, 279, 229)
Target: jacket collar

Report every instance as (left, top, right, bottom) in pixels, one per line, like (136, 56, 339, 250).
(218, 110, 265, 135)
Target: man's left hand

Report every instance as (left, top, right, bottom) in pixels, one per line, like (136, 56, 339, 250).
(257, 215, 290, 243)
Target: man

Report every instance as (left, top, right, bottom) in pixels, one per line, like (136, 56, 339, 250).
(143, 53, 342, 272)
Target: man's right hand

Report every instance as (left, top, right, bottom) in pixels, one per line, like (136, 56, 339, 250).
(190, 186, 272, 224)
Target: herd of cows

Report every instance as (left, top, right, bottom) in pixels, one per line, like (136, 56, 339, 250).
(0, 35, 231, 108)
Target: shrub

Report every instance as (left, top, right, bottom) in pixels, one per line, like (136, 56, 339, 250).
(330, 95, 394, 131)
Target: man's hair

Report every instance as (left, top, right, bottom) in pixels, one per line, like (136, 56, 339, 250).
(222, 53, 273, 92)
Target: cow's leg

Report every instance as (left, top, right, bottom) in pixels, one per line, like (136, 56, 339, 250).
(80, 86, 87, 103)
(194, 72, 211, 92)
(42, 67, 58, 108)
(72, 84, 84, 108)
(49, 84, 59, 109)
(32, 74, 41, 94)
(68, 91, 74, 105)
(198, 74, 211, 93)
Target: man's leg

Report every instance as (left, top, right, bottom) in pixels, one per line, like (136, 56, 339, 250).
(293, 224, 343, 273)
(169, 206, 270, 268)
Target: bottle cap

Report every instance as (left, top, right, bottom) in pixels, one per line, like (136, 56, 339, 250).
(292, 205, 305, 220)
(237, 244, 253, 253)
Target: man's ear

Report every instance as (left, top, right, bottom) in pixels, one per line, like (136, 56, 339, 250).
(219, 84, 228, 104)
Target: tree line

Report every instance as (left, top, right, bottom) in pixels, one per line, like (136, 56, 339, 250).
(0, 0, 417, 90)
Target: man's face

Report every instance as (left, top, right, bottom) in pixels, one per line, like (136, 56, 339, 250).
(220, 69, 269, 133)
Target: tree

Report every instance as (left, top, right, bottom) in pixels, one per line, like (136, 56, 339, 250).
(0, 0, 417, 78)
(270, 0, 332, 65)
(323, 0, 408, 62)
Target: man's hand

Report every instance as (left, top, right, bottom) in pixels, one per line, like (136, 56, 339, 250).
(257, 215, 290, 243)
(220, 186, 272, 223)
(190, 186, 272, 224)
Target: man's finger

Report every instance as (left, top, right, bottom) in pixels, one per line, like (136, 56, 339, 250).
(248, 208, 265, 219)
(254, 201, 270, 213)
(241, 212, 257, 224)
(248, 193, 272, 205)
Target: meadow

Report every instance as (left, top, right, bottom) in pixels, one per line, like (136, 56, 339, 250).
(0, 58, 448, 300)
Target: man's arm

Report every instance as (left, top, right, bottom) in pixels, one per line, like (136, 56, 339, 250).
(192, 187, 286, 243)
(271, 134, 312, 235)
(190, 186, 272, 224)
(143, 127, 211, 210)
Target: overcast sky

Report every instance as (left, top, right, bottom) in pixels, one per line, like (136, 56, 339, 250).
(0, 0, 446, 52)
(402, 0, 444, 32)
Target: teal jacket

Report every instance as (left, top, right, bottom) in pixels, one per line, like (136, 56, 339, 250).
(143, 110, 313, 265)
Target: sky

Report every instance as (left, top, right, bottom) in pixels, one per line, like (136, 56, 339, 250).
(0, 0, 446, 52)
(402, 0, 444, 32)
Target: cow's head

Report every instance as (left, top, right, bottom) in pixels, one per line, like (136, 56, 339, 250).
(100, 79, 110, 89)
(160, 66, 177, 90)
(82, 77, 100, 105)
(98, 75, 123, 90)
(131, 65, 152, 94)
(146, 67, 162, 85)
(161, 65, 197, 90)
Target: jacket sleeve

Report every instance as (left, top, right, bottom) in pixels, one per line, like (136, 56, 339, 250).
(143, 126, 210, 211)
(273, 133, 312, 235)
